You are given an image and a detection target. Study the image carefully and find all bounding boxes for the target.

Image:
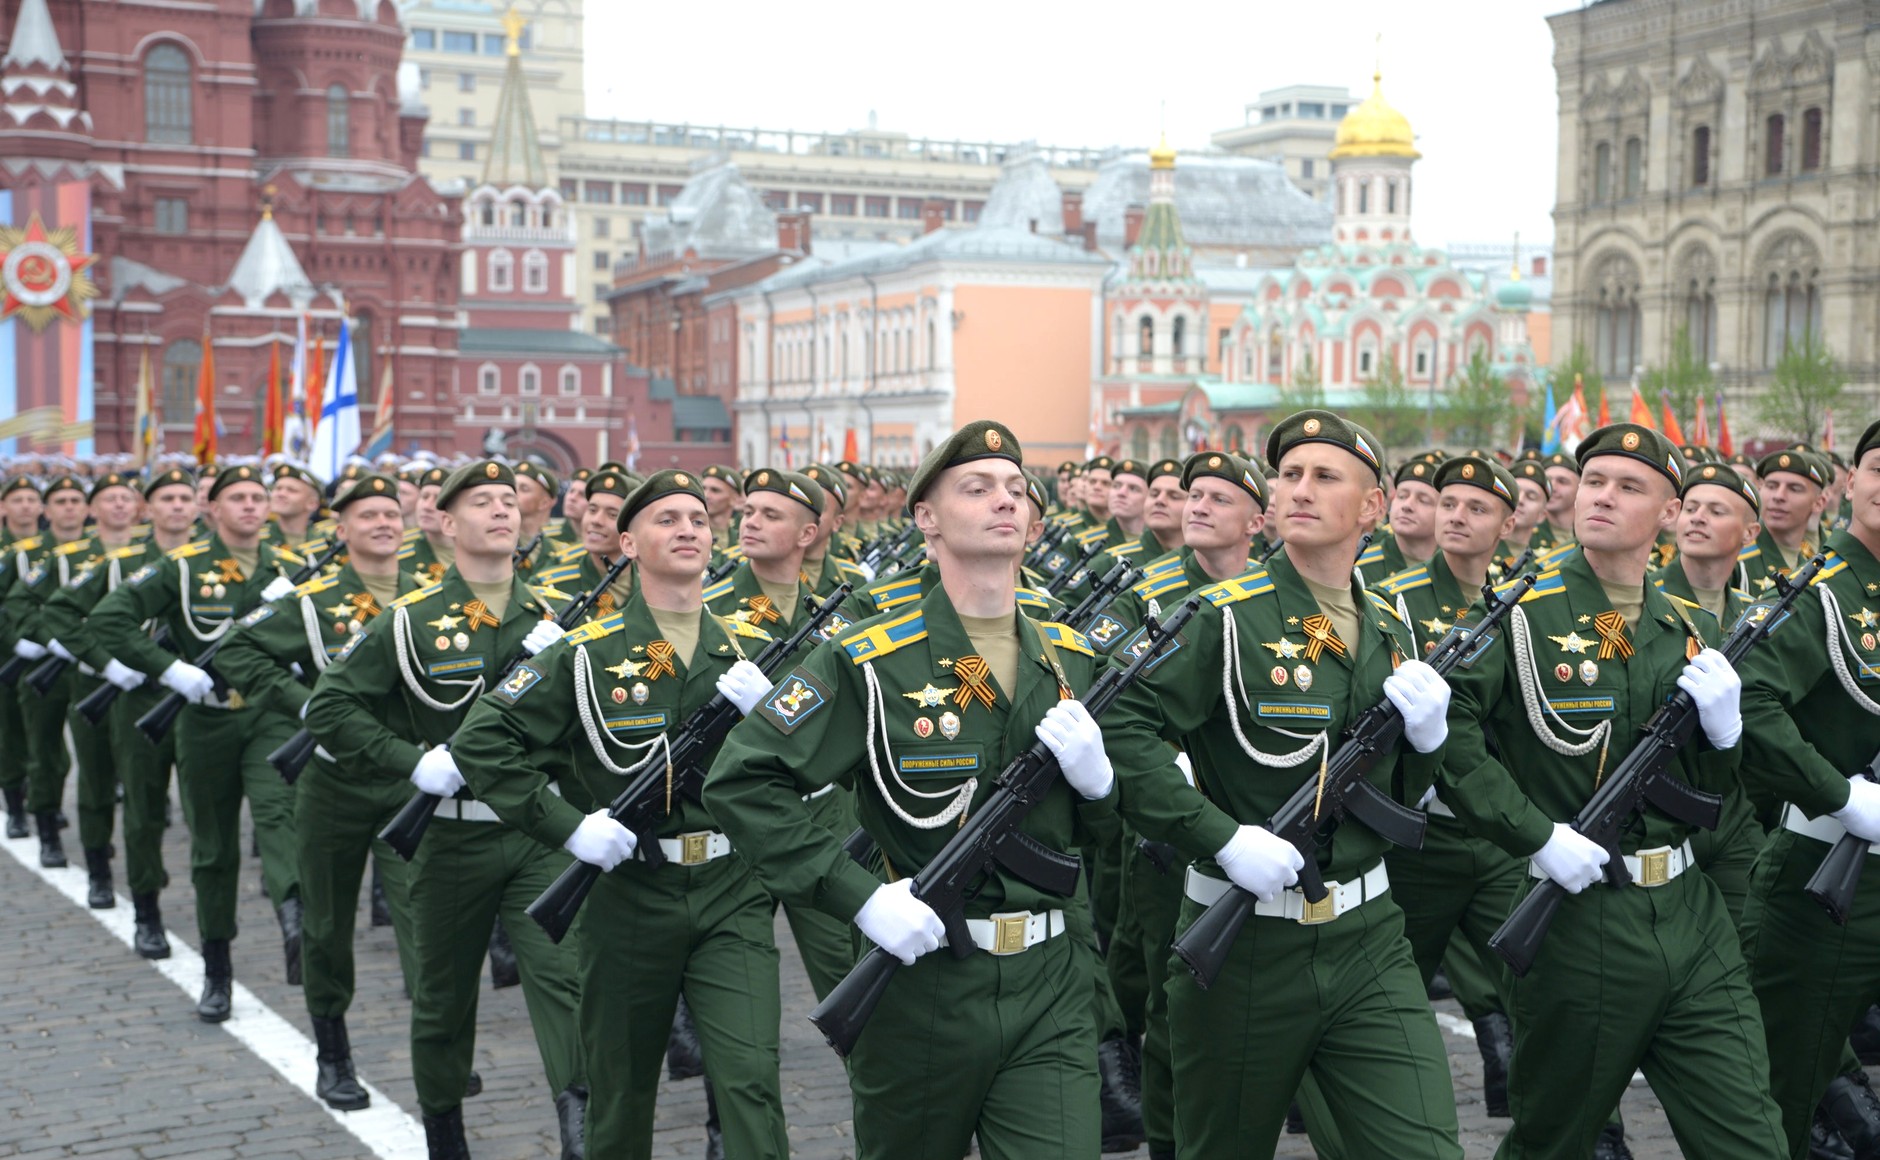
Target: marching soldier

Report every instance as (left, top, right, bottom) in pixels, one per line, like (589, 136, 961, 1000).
(87, 464, 308, 1019)
(266, 463, 324, 547)
(801, 464, 871, 593)
(0, 476, 44, 837)
(452, 468, 788, 1160)
(1505, 459, 1550, 560)
(1385, 458, 1440, 570)
(709, 422, 1118, 1159)
(1532, 450, 1580, 553)
(406, 464, 454, 585)
(1100, 412, 1462, 1157)
(532, 466, 635, 614)
(1440, 423, 1787, 1158)
(304, 460, 587, 1159)
(512, 461, 560, 577)
(700, 464, 744, 558)
(217, 472, 423, 1112)
(1740, 448, 1830, 591)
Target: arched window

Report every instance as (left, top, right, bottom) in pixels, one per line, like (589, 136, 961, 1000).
(478, 366, 499, 394)
(1130, 427, 1150, 460)
(489, 249, 513, 291)
(519, 366, 540, 395)
(1171, 316, 1187, 358)
(1157, 426, 1180, 460)
(1386, 181, 1397, 214)
(326, 84, 351, 158)
(1413, 334, 1434, 379)
(1686, 278, 1718, 363)
(1760, 234, 1823, 367)
(1765, 113, 1785, 177)
(1691, 126, 1711, 187)
(1591, 254, 1642, 378)
(1622, 136, 1642, 197)
(559, 367, 580, 396)
(160, 339, 202, 427)
(1593, 142, 1612, 202)
(1802, 107, 1824, 171)
(510, 202, 527, 227)
(144, 44, 193, 144)
(1266, 329, 1283, 381)
(1357, 335, 1377, 378)
(523, 250, 548, 293)
(1138, 315, 1154, 357)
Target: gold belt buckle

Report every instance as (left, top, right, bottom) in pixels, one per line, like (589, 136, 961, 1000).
(991, 913, 1029, 955)
(1636, 849, 1670, 887)
(680, 832, 710, 865)
(1297, 889, 1337, 925)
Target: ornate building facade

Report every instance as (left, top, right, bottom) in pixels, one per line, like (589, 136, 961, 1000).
(1548, 0, 1880, 424)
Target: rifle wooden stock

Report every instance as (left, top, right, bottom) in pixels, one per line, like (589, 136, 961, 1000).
(808, 596, 1203, 1058)
(1489, 555, 1826, 977)
(525, 584, 854, 942)
(1173, 571, 1537, 991)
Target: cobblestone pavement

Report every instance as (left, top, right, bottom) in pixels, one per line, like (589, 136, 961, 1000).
(1, 773, 1686, 1158)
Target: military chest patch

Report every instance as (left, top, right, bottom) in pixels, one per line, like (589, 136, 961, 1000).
(814, 612, 851, 643)
(494, 665, 542, 702)
(1546, 695, 1615, 716)
(426, 655, 485, 678)
(603, 711, 668, 733)
(760, 668, 830, 734)
(1255, 701, 1331, 722)
(240, 606, 275, 628)
(897, 752, 979, 775)
(1457, 630, 1497, 669)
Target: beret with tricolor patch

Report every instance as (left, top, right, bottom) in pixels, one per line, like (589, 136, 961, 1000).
(745, 467, 824, 518)
(618, 467, 707, 531)
(143, 466, 195, 498)
(700, 464, 744, 493)
(1265, 409, 1386, 482)
(1575, 423, 1684, 490)
(1682, 461, 1760, 515)
(513, 461, 559, 497)
(905, 419, 1023, 509)
(87, 472, 139, 501)
(436, 459, 516, 511)
(1394, 458, 1438, 487)
(803, 464, 848, 510)
(1510, 459, 1551, 497)
(332, 472, 401, 512)
(1434, 455, 1518, 511)
(1182, 449, 1266, 509)
(1756, 448, 1828, 488)
(1025, 474, 1049, 516)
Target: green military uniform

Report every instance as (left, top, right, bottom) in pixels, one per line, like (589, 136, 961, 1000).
(1441, 424, 1786, 1159)
(1352, 525, 1410, 586)
(0, 483, 43, 836)
(304, 465, 584, 1132)
(1736, 449, 1829, 595)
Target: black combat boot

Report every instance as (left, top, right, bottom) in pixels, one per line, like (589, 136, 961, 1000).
(487, 916, 520, 989)
(3, 786, 25, 838)
(667, 996, 704, 1080)
(34, 811, 65, 868)
(1823, 1071, 1880, 1159)
(422, 1106, 471, 1160)
(703, 1077, 723, 1160)
(370, 859, 393, 927)
(83, 846, 114, 908)
(1593, 1122, 1634, 1160)
(311, 1015, 370, 1110)
(1473, 1011, 1514, 1118)
(277, 895, 304, 985)
(464, 1071, 482, 1098)
(1426, 966, 1454, 1002)
(1285, 1100, 1306, 1134)
(554, 1085, 586, 1160)
(1098, 1034, 1145, 1153)
(198, 938, 233, 1023)
(1815, 1106, 1858, 1160)
(132, 892, 171, 959)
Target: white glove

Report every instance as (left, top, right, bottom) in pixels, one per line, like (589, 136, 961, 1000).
(260, 576, 296, 602)
(1035, 699, 1114, 799)
(12, 639, 46, 660)
(1383, 658, 1451, 754)
(562, 809, 637, 870)
(852, 561, 877, 583)
(1531, 823, 1610, 893)
(715, 659, 772, 716)
(1214, 825, 1304, 902)
(1834, 777, 1880, 844)
(522, 619, 566, 656)
(1174, 750, 1195, 787)
(158, 660, 215, 703)
(102, 659, 145, 691)
(410, 746, 465, 797)
(46, 639, 75, 663)
(1676, 647, 1742, 749)
(854, 878, 945, 966)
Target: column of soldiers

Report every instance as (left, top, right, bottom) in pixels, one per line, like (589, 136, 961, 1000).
(4, 409, 1880, 1160)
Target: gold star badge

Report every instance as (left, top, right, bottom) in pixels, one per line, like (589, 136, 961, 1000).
(1549, 631, 1594, 654)
(1420, 617, 1450, 637)
(605, 658, 644, 680)
(427, 614, 463, 632)
(1285, 616, 1300, 626)
(327, 601, 352, 620)
(1852, 607, 1880, 630)
(1262, 638, 1304, 660)
(1576, 614, 1591, 625)
(902, 683, 958, 708)
(1754, 576, 1777, 594)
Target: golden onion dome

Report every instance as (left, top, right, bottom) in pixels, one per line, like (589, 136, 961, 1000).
(1331, 71, 1419, 160)
(1148, 132, 1176, 171)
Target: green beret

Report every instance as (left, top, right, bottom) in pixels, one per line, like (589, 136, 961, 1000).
(1434, 455, 1518, 510)
(1181, 449, 1266, 509)
(1541, 451, 1578, 473)
(1057, 460, 1079, 474)
(337, 464, 369, 483)
(1829, 450, 1849, 470)
(513, 461, 559, 497)
(436, 459, 515, 511)
(396, 465, 426, 485)
(1727, 451, 1757, 468)
(835, 460, 864, 479)
(43, 475, 84, 500)
(1265, 409, 1386, 482)
(803, 464, 849, 510)
(619, 467, 706, 531)
(1112, 458, 1149, 483)
(1683, 461, 1760, 515)
(1084, 455, 1116, 474)
(87, 472, 139, 501)
(1575, 423, 1684, 490)
(1025, 474, 1049, 516)
(207, 463, 266, 500)
(272, 463, 323, 491)
(198, 463, 221, 479)
(1514, 448, 1543, 463)
(1147, 458, 1183, 483)
(332, 472, 401, 512)
(583, 468, 634, 502)
(569, 467, 594, 484)
(1510, 460, 1551, 497)
(906, 420, 1023, 509)
(1756, 448, 1828, 488)
(745, 467, 824, 518)
(700, 464, 744, 493)
(596, 460, 627, 473)
(143, 467, 195, 498)
(417, 466, 449, 489)
(1394, 459, 1438, 487)
(1856, 421, 1880, 467)
(1, 476, 39, 499)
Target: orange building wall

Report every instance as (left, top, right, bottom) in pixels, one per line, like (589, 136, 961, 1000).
(951, 284, 1094, 465)
(1206, 301, 1245, 374)
(1528, 311, 1552, 367)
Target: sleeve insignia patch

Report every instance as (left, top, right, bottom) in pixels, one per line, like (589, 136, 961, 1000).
(760, 668, 830, 734)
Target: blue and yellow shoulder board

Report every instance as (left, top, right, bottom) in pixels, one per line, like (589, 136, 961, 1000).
(1132, 571, 1192, 601)
(390, 582, 444, 611)
(1814, 552, 1849, 586)
(1365, 590, 1406, 623)
(1200, 570, 1275, 607)
(53, 538, 93, 557)
(1015, 587, 1052, 609)
(529, 584, 573, 605)
(295, 574, 341, 598)
(168, 539, 212, 560)
(567, 613, 624, 645)
(1736, 543, 1761, 562)
(722, 617, 773, 642)
(868, 574, 924, 611)
(534, 564, 581, 587)
(1355, 542, 1387, 567)
(274, 546, 306, 567)
(1140, 552, 1185, 577)
(1376, 566, 1431, 596)
(1039, 621, 1094, 657)
(1498, 568, 1564, 602)
(554, 541, 586, 564)
(836, 560, 868, 578)
(1536, 543, 1579, 570)
(702, 578, 737, 603)
(107, 544, 143, 560)
(841, 609, 928, 663)
(11, 534, 43, 552)
(1104, 541, 1144, 561)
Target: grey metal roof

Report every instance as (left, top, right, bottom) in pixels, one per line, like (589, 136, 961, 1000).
(748, 223, 1106, 296)
(1081, 152, 1331, 252)
(224, 214, 315, 310)
(978, 151, 1065, 234)
(3, 0, 65, 70)
(457, 328, 620, 356)
(672, 394, 730, 431)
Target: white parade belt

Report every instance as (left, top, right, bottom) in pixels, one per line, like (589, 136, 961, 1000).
(1528, 838, 1693, 887)
(1184, 862, 1389, 925)
(644, 829, 733, 865)
(1781, 804, 1878, 853)
(438, 780, 560, 824)
(941, 909, 1067, 956)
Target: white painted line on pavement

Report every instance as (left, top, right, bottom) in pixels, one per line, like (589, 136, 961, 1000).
(0, 828, 427, 1160)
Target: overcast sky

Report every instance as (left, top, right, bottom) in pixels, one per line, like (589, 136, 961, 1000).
(585, 0, 1572, 251)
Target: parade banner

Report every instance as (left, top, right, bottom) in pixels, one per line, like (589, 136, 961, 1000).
(309, 319, 360, 481)
(262, 340, 284, 456)
(131, 346, 158, 468)
(362, 348, 393, 459)
(0, 182, 97, 456)
(193, 325, 217, 464)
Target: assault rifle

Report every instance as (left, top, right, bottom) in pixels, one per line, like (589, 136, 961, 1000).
(703, 555, 740, 585)
(1042, 541, 1102, 600)
(73, 625, 175, 724)
(1174, 570, 1537, 990)
(373, 554, 648, 853)
(1804, 746, 1880, 926)
(809, 595, 1203, 1058)
(525, 583, 854, 942)
(858, 525, 919, 579)
(1051, 559, 1140, 633)
(1487, 554, 1825, 977)
(1024, 523, 1071, 572)
(133, 541, 346, 744)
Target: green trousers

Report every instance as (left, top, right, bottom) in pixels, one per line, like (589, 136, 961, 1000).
(1166, 879, 1461, 1158)
(0, 681, 26, 793)
(851, 924, 1099, 1160)
(784, 787, 862, 1002)
(406, 817, 585, 1116)
(1128, 842, 1186, 1156)
(22, 671, 118, 853)
(1096, 830, 1149, 1039)
(578, 852, 786, 1160)
(113, 685, 174, 895)
(1499, 868, 1786, 1159)
(1386, 813, 1522, 1021)
(174, 705, 299, 940)
(296, 757, 418, 1019)
(21, 673, 77, 815)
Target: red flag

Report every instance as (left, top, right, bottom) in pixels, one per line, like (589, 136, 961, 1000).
(307, 329, 326, 437)
(1627, 387, 1656, 430)
(1717, 398, 1735, 457)
(262, 340, 284, 455)
(1660, 396, 1687, 445)
(842, 427, 860, 463)
(1597, 387, 1611, 428)
(193, 327, 218, 465)
(1691, 394, 1710, 448)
